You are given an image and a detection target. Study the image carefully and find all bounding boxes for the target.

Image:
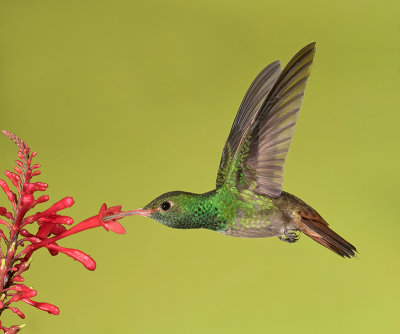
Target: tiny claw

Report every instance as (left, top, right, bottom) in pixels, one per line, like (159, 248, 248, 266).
(279, 229, 301, 244)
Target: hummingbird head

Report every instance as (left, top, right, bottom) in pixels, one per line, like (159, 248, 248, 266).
(123, 191, 198, 228)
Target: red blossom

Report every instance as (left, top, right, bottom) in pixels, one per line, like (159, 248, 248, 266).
(45, 244, 96, 271)
(0, 131, 130, 332)
(21, 299, 59, 315)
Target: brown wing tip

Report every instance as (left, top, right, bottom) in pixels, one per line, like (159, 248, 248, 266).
(303, 42, 316, 51)
(291, 42, 316, 63)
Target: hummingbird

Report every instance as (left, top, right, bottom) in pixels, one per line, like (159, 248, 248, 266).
(109, 42, 356, 258)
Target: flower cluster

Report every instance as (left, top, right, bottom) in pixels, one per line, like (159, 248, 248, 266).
(0, 131, 127, 333)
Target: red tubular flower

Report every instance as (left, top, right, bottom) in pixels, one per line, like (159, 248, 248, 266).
(44, 244, 96, 271)
(21, 299, 59, 315)
(0, 131, 131, 332)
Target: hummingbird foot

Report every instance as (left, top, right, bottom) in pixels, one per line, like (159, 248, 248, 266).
(278, 229, 301, 243)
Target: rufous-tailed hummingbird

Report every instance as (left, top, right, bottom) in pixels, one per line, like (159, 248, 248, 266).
(109, 42, 356, 258)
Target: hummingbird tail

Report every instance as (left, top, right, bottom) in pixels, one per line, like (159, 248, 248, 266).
(299, 211, 357, 258)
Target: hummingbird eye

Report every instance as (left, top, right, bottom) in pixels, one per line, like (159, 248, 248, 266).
(160, 201, 171, 211)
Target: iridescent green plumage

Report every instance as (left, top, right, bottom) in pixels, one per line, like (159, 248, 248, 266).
(112, 42, 357, 258)
(143, 184, 277, 233)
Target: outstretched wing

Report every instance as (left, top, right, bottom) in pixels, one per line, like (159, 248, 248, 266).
(216, 61, 281, 187)
(228, 42, 317, 198)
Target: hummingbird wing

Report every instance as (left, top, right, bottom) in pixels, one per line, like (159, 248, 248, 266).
(216, 60, 281, 188)
(226, 42, 316, 198)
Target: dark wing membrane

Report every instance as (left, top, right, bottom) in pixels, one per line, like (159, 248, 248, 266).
(216, 61, 281, 187)
(239, 42, 316, 197)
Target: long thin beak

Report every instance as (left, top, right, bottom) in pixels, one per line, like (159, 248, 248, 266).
(103, 208, 155, 221)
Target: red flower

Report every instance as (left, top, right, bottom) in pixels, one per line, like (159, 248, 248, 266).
(0, 131, 129, 332)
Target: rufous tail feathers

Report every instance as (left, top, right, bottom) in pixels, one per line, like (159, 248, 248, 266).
(298, 209, 357, 258)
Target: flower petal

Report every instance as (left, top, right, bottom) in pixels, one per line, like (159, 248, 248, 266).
(104, 221, 126, 234)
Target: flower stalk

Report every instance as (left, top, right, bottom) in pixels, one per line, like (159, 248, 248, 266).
(0, 131, 129, 332)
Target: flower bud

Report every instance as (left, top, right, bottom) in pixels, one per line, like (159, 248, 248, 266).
(9, 307, 25, 319)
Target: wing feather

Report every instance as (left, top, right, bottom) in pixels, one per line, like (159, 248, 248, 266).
(230, 43, 316, 197)
(216, 61, 281, 187)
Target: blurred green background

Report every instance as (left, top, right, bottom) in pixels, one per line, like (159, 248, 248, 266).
(0, 0, 399, 333)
